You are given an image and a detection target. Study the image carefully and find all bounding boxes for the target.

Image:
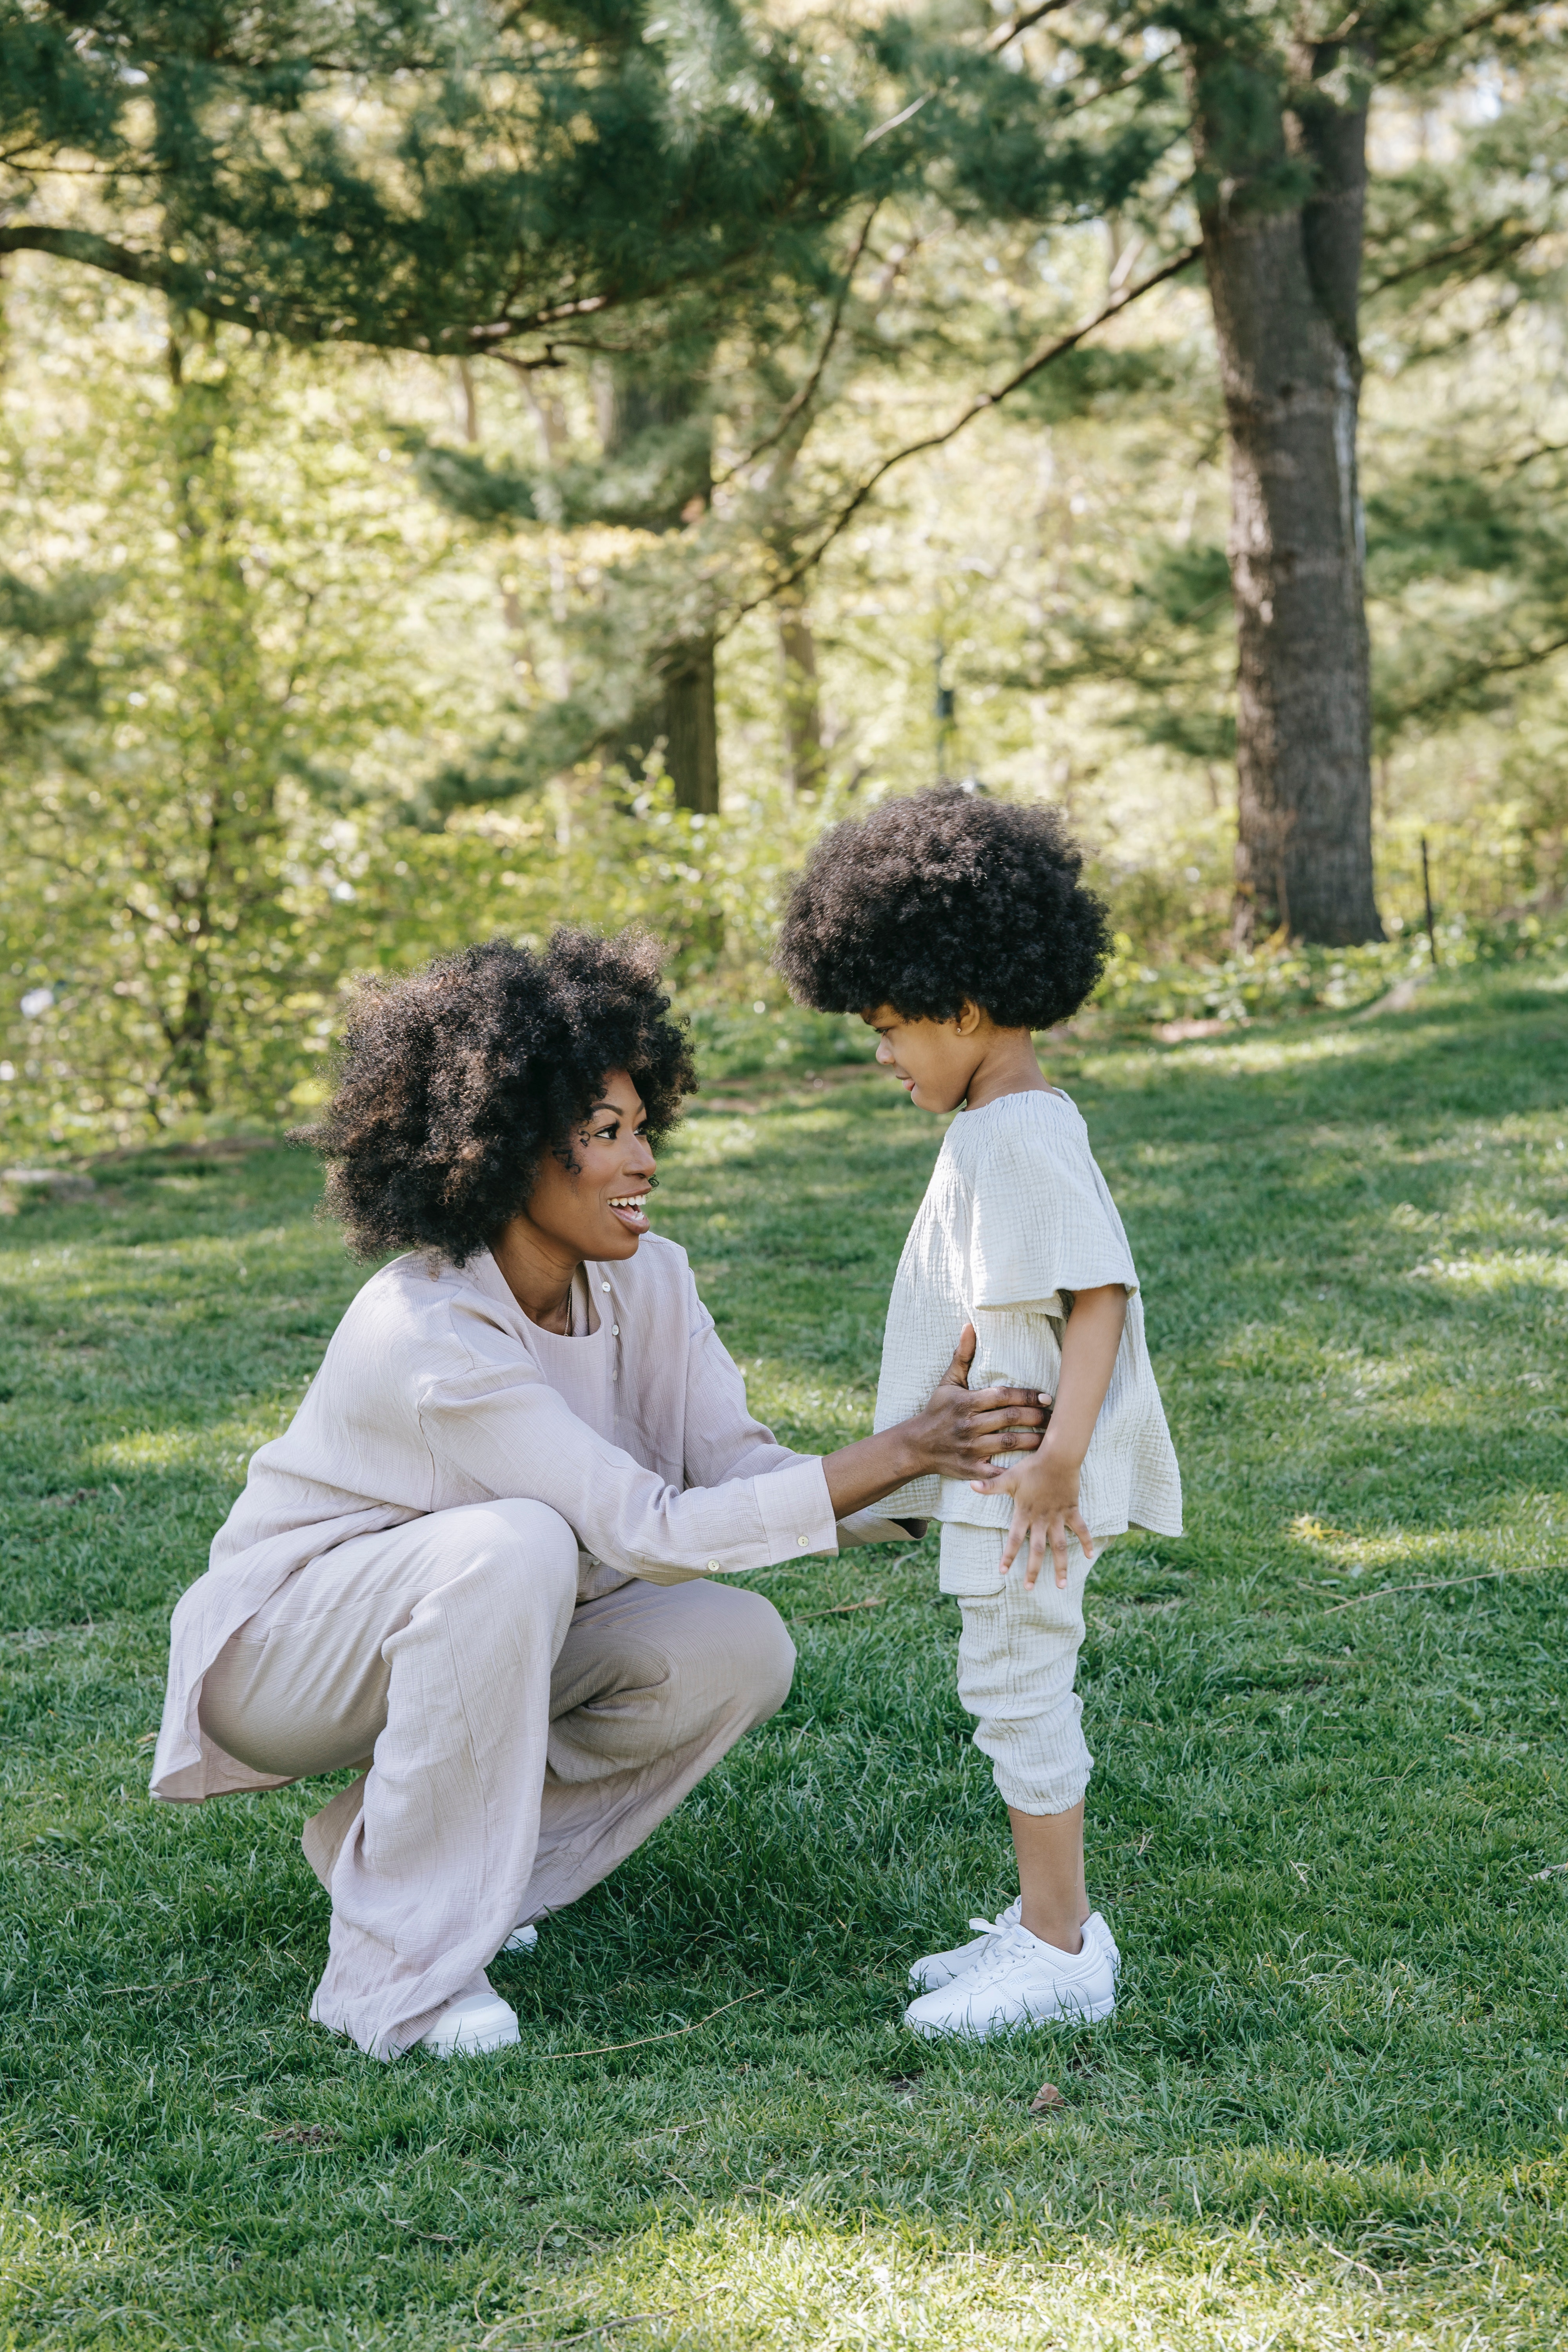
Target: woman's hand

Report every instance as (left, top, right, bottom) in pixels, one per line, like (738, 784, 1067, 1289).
(820, 1323, 1047, 1521)
(905, 1323, 1049, 1484)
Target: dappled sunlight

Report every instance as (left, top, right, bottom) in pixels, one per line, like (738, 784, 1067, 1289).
(1406, 1250, 1568, 1294)
(89, 1417, 274, 1476)
(488, 2192, 1556, 2350)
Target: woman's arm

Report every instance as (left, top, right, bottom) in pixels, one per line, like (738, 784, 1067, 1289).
(820, 1323, 1046, 1517)
(423, 1303, 1044, 1583)
(680, 1297, 1043, 1529)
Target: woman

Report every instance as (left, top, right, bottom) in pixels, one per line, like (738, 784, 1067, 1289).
(151, 932, 1045, 2060)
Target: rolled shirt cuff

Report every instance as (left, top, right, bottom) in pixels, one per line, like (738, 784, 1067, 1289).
(751, 1455, 839, 1564)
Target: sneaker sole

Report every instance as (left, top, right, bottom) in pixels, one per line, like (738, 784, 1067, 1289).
(904, 1992, 1116, 2038)
(428, 2018, 521, 2056)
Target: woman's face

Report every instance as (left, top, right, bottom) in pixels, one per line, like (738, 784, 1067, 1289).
(524, 1069, 657, 1263)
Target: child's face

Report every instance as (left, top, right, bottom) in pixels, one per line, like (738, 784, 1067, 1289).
(862, 1002, 987, 1114)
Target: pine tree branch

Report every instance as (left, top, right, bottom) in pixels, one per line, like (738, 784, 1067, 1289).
(1383, 0, 1536, 82)
(727, 243, 1201, 625)
(1384, 629, 1568, 726)
(0, 227, 168, 292)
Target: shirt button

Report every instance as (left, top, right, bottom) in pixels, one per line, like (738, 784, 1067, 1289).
(706, 1559, 719, 1571)
(612, 1324, 620, 1336)
(601, 1281, 610, 1292)
(797, 1535, 808, 1546)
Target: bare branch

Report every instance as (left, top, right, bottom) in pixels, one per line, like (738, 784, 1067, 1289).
(726, 243, 1201, 625)
(988, 2, 1071, 53)
(712, 201, 883, 491)
(1363, 220, 1540, 301)
(1383, 0, 1535, 82)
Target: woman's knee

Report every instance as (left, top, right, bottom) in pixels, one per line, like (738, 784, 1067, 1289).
(713, 1586, 796, 1724)
(432, 1498, 580, 1629)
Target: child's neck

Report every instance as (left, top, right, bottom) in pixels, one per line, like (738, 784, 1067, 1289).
(962, 1026, 1055, 1111)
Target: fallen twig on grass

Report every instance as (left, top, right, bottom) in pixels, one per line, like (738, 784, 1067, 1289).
(1326, 1567, 1538, 1611)
(85, 1975, 212, 1998)
(789, 1596, 887, 1621)
(524, 1991, 764, 2063)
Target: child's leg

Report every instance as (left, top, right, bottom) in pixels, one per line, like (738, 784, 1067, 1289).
(951, 1526, 1096, 1954)
(1009, 1799, 1088, 1954)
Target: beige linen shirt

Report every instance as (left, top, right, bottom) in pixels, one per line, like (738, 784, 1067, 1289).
(154, 1236, 895, 1803)
(872, 1089, 1183, 1544)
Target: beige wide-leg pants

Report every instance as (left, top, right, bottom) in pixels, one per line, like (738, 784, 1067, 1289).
(197, 1499, 796, 2060)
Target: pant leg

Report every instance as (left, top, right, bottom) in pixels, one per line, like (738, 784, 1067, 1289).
(196, 1510, 796, 2059)
(199, 1498, 581, 2059)
(515, 1577, 796, 1924)
(946, 1524, 1095, 1816)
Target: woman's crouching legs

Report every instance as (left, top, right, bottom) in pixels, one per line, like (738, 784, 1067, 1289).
(517, 1578, 795, 1924)
(198, 1513, 796, 2062)
(202, 1497, 582, 2060)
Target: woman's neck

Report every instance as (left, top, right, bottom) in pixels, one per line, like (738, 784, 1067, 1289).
(492, 1215, 583, 1334)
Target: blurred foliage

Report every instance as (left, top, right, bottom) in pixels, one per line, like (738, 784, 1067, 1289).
(3, 5, 1568, 1150)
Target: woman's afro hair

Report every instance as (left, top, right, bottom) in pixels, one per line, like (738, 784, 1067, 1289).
(774, 786, 1112, 1029)
(296, 930, 695, 1265)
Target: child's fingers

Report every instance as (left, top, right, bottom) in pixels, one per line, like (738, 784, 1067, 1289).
(998, 1510, 1026, 1576)
(967, 1464, 1018, 1495)
(1050, 1514, 1072, 1589)
(1022, 1519, 1049, 1590)
(1065, 1505, 1097, 1566)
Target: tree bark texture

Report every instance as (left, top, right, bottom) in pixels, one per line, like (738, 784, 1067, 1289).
(1196, 47, 1384, 945)
(602, 365, 720, 813)
(776, 594, 825, 795)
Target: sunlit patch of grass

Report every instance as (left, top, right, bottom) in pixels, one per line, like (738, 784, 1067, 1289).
(1406, 1250, 1568, 1292)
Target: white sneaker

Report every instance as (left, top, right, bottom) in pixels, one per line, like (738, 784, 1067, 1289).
(502, 1923, 539, 1955)
(902, 1921, 1116, 2038)
(417, 1986, 521, 2057)
(909, 1902, 1120, 1993)
(1085, 1910, 1121, 1981)
(907, 1897, 1023, 1992)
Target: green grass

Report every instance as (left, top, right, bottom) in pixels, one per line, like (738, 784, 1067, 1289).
(2, 964, 1566, 2350)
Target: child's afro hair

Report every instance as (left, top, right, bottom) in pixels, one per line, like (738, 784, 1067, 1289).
(774, 787, 1112, 1029)
(294, 929, 694, 1265)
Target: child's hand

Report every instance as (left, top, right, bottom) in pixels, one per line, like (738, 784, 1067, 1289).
(971, 1440, 1094, 1592)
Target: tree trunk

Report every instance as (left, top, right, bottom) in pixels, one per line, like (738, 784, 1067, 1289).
(776, 593, 825, 795)
(657, 639, 720, 813)
(602, 363, 720, 813)
(1196, 45, 1384, 945)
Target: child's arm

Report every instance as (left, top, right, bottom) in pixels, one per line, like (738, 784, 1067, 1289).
(967, 1284, 1127, 1590)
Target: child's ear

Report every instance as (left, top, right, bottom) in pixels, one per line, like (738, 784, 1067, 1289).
(955, 1001, 985, 1036)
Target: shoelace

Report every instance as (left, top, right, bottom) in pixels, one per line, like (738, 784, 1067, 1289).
(964, 1901, 1021, 1940)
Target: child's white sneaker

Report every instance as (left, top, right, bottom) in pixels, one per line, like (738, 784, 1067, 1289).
(907, 1897, 1023, 1992)
(502, 1922, 539, 1954)
(908, 1903, 1119, 1993)
(902, 1921, 1116, 2038)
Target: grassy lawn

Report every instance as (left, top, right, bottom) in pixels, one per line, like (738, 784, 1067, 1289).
(2, 963, 1566, 2350)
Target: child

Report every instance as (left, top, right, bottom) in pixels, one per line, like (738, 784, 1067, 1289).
(775, 787, 1181, 2037)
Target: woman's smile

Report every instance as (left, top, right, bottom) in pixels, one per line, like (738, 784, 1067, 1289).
(608, 1192, 651, 1234)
